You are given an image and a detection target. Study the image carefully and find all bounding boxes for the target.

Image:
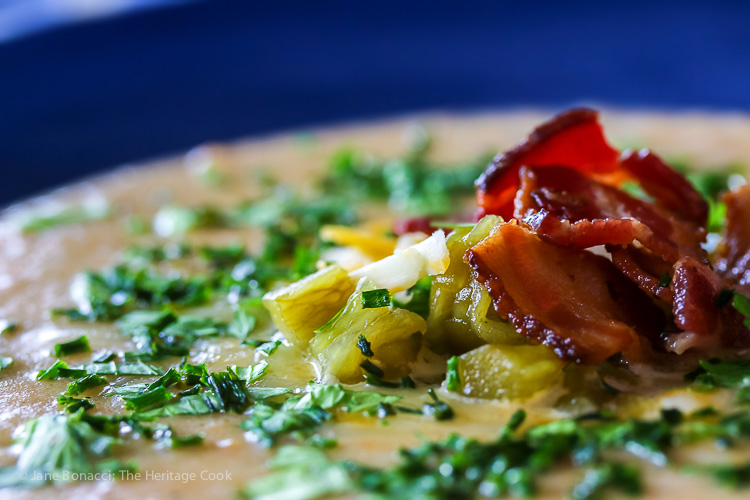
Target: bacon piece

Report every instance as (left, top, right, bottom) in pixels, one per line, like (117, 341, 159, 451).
(716, 185, 750, 293)
(475, 109, 620, 220)
(670, 256, 750, 352)
(518, 165, 705, 262)
(671, 257, 722, 337)
(621, 149, 708, 228)
(466, 222, 664, 364)
(608, 245, 674, 302)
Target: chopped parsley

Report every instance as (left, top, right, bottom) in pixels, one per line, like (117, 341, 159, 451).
(240, 384, 401, 448)
(245, 406, 750, 500)
(692, 359, 750, 406)
(236, 361, 269, 383)
(138, 391, 223, 418)
(571, 463, 643, 500)
(255, 341, 281, 357)
(54, 267, 210, 322)
(37, 359, 163, 380)
(122, 386, 174, 412)
(242, 446, 353, 500)
(64, 374, 108, 396)
(53, 335, 91, 357)
(319, 142, 491, 216)
(57, 395, 95, 413)
(242, 403, 332, 448)
(0, 410, 127, 487)
(228, 310, 257, 340)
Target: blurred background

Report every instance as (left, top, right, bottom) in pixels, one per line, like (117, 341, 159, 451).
(1, 0, 749, 206)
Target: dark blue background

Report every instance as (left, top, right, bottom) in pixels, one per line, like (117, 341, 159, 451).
(1, 0, 749, 205)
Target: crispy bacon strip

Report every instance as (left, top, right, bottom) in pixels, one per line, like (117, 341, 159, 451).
(518, 165, 709, 302)
(518, 165, 701, 261)
(475, 109, 620, 220)
(621, 149, 708, 228)
(670, 256, 750, 352)
(466, 222, 664, 364)
(608, 245, 674, 302)
(716, 185, 750, 293)
(671, 257, 722, 338)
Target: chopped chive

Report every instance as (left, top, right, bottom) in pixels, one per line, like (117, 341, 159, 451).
(357, 334, 374, 357)
(445, 356, 461, 392)
(400, 376, 416, 389)
(360, 359, 384, 378)
(364, 375, 401, 389)
(423, 388, 454, 421)
(377, 402, 396, 418)
(361, 289, 391, 309)
(316, 306, 345, 333)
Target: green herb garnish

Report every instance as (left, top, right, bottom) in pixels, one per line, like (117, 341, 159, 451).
(361, 289, 391, 309)
(422, 388, 454, 421)
(53, 335, 91, 357)
(393, 276, 432, 319)
(445, 356, 461, 392)
(734, 293, 750, 328)
(57, 395, 95, 413)
(0, 320, 18, 334)
(19, 202, 111, 234)
(65, 374, 108, 396)
(357, 334, 374, 357)
(0, 411, 127, 487)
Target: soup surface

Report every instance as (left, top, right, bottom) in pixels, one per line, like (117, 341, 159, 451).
(2, 110, 750, 499)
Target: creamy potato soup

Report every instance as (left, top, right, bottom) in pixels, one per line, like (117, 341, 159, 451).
(2, 110, 750, 500)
